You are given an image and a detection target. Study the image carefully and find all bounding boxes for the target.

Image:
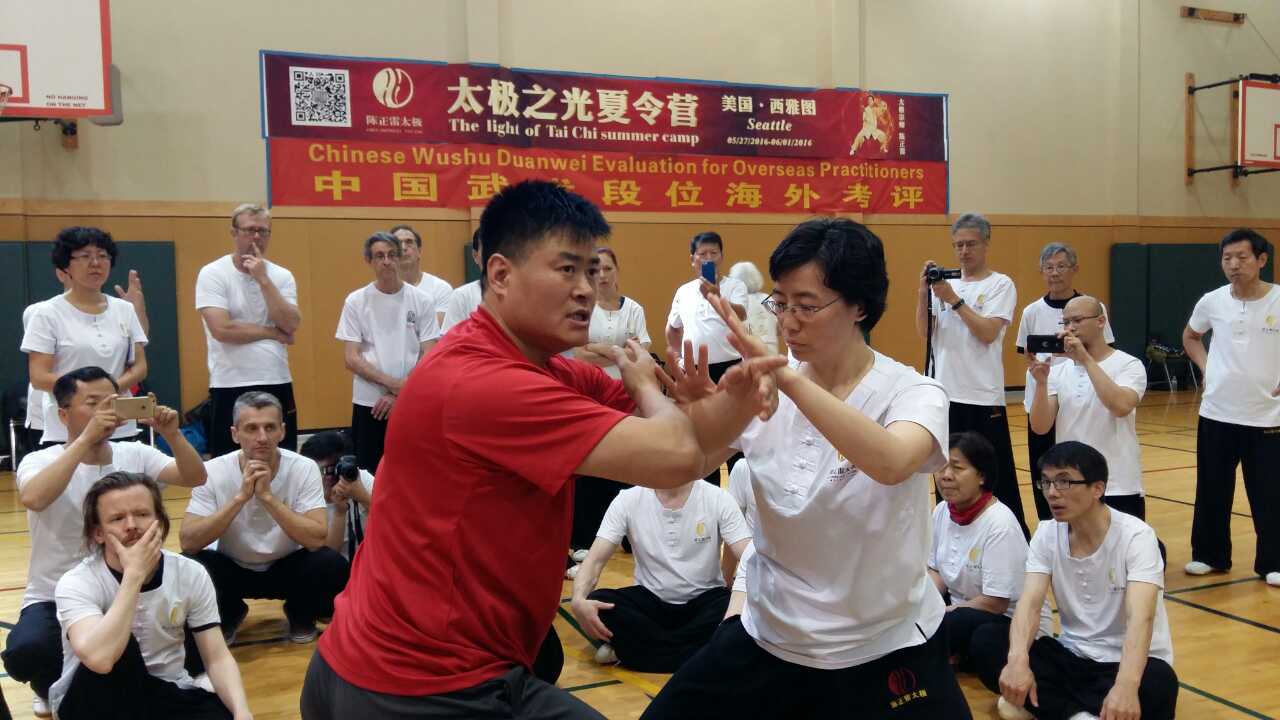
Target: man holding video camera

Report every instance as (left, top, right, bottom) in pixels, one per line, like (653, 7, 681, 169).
(1027, 296, 1150, 519)
(915, 213, 1029, 538)
(5, 366, 206, 718)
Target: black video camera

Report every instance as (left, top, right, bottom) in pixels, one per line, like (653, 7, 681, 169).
(335, 454, 360, 483)
(926, 265, 961, 283)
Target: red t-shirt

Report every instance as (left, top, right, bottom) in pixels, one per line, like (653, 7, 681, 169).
(319, 307, 634, 696)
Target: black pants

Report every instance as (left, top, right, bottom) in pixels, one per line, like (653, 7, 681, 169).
(301, 650, 605, 720)
(350, 403, 387, 473)
(1026, 419, 1055, 520)
(1192, 416, 1280, 575)
(532, 626, 563, 686)
(950, 402, 1030, 539)
(642, 616, 970, 719)
(969, 629, 1178, 720)
(589, 585, 730, 673)
(0, 601, 60, 700)
(702, 359, 744, 487)
(57, 636, 230, 720)
(208, 382, 298, 458)
(570, 476, 629, 551)
(941, 607, 1009, 671)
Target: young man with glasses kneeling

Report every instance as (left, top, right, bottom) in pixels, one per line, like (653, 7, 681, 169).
(970, 441, 1177, 720)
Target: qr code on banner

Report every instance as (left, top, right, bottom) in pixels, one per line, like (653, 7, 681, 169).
(288, 66, 351, 127)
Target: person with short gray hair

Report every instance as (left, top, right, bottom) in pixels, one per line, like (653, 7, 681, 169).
(196, 203, 303, 456)
(915, 212, 1030, 539)
(1014, 242, 1114, 520)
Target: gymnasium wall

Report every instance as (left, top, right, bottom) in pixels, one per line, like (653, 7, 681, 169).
(2, 1, 1279, 429)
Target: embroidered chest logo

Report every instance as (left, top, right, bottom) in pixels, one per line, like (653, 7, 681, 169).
(888, 668, 929, 709)
(1263, 315, 1280, 335)
(407, 310, 417, 325)
(974, 292, 987, 311)
(693, 520, 711, 543)
(968, 546, 982, 564)
(158, 599, 187, 630)
(828, 451, 859, 483)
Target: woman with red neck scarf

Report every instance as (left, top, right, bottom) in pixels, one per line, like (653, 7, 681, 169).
(928, 432, 1052, 671)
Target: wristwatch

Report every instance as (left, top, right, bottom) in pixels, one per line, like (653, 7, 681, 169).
(951, 298, 966, 311)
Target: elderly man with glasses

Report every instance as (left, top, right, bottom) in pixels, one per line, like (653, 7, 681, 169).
(196, 204, 303, 456)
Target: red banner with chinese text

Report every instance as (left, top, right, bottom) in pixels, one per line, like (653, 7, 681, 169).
(269, 138, 947, 214)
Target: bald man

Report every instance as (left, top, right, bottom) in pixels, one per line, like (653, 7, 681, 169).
(1028, 296, 1151, 521)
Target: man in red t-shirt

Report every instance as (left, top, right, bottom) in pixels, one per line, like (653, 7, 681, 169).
(301, 180, 781, 719)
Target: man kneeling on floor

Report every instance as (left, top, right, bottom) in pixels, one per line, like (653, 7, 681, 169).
(52, 472, 251, 719)
(570, 477, 751, 672)
(970, 441, 1177, 720)
(181, 391, 348, 652)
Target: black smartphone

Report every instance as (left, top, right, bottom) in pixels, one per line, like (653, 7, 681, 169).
(1026, 334, 1065, 354)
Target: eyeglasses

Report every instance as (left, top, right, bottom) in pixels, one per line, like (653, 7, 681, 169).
(951, 241, 982, 250)
(235, 226, 272, 238)
(1041, 264, 1074, 274)
(1058, 314, 1101, 326)
(761, 296, 840, 319)
(370, 251, 402, 262)
(69, 251, 111, 264)
(1035, 477, 1091, 493)
(318, 463, 337, 477)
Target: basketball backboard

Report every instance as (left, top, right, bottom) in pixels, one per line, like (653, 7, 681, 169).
(1239, 78, 1280, 169)
(0, 0, 111, 118)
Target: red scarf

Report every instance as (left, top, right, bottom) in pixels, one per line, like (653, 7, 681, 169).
(948, 491, 994, 526)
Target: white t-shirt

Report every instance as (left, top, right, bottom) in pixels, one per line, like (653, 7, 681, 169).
(336, 283, 441, 406)
(16, 442, 174, 607)
(727, 460, 758, 534)
(186, 450, 326, 570)
(929, 501, 1053, 635)
(325, 468, 375, 560)
(21, 295, 148, 442)
(49, 551, 219, 712)
(413, 272, 454, 317)
(733, 350, 950, 669)
(587, 298, 652, 380)
(1046, 350, 1147, 496)
(1027, 507, 1173, 665)
(1188, 284, 1280, 427)
(930, 272, 1016, 406)
(194, 254, 298, 388)
(440, 280, 483, 333)
(1015, 295, 1115, 412)
(21, 298, 60, 431)
(597, 482, 749, 604)
(744, 291, 779, 352)
(667, 276, 750, 365)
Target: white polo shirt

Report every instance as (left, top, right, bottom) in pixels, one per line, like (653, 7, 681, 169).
(1046, 350, 1146, 496)
(588, 298, 652, 380)
(50, 551, 219, 712)
(413, 272, 454, 317)
(187, 449, 326, 570)
(1015, 294, 1115, 412)
(195, 254, 297, 388)
(440, 280, 483, 333)
(929, 501, 1053, 635)
(930, 271, 1016, 406)
(1188, 284, 1280, 427)
(21, 297, 60, 432)
(21, 295, 148, 443)
(336, 283, 441, 407)
(667, 276, 750, 365)
(1028, 507, 1173, 665)
(325, 468, 375, 560)
(16, 442, 174, 608)
(734, 350, 950, 669)
(727, 460, 758, 534)
(598, 482, 749, 604)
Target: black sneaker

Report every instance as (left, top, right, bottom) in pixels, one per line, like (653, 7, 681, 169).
(222, 604, 249, 645)
(289, 619, 317, 644)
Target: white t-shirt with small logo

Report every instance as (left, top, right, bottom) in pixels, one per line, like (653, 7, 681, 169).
(1046, 350, 1147, 496)
(21, 295, 148, 442)
(597, 482, 748, 604)
(732, 350, 950, 669)
(50, 551, 220, 713)
(413, 272, 454, 318)
(16, 442, 175, 608)
(667, 276, 750, 365)
(1188, 284, 1280, 427)
(930, 272, 1016, 406)
(195, 254, 297, 388)
(336, 283, 441, 407)
(1027, 507, 1173, 666)
(1015, 295, 1115, 412)
(186, 450, 327, 570)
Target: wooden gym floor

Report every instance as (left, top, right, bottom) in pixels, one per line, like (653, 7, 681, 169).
(0, 390, 1276, 718)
